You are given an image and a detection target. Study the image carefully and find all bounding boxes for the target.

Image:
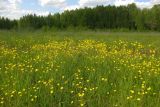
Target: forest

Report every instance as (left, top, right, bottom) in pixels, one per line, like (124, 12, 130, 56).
(0, 3, 160, 31)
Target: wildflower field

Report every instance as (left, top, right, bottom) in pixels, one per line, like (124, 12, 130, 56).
(0, 31, 160, 107)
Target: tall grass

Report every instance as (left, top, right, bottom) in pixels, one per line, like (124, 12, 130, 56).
(0, 31, 160, 107)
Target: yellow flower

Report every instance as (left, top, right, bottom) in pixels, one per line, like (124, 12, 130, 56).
(31, 98, 34, 102)
(84, 87, 87, 91)
(80, 103, 84, 107)
(101, 78, 107, 81)
(50, 90, 53, 94)
(129, 96, 133, 99)
(130, 90, 134, 94)
(71, 101, 74, 104)
(137, 98, 141, 101)
(147, 87, 151, 91)
(101, 78, 105, 81)
(141, 85, 145, 89)
(62, 76, 65, 79)
(18, 92, 22, 95)
(60, 87, 64, 90)
(11, 95, 14, 98)
(127, 97, 130, 100)
(78, 93, 84, 97)
(34, 96, 38, 99)
(0, 101, 4, 104)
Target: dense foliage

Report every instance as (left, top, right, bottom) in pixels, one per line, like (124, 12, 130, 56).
(1, 3, 160, 31)
(0, 17, 17, 30)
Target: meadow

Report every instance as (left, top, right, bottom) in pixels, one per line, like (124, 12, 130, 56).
(0, 31, 160, 107)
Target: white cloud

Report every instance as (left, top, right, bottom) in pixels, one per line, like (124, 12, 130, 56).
(115, 0, 134, 6)
(136, 1, 152, 8)
(79, 0, 113, 7)
(0, 0, 49, 19)
(0, 9, 49, 19)
(0, 0, 22, 10)
(115, 0, 152, 8)
(152, 0, 160, 5)
(65, 0, 160, 11)
(0, 0, 22, 19)
(64, 0, 114, 10)
(38, 0, 67, 8)
(64, 5, 80, 11)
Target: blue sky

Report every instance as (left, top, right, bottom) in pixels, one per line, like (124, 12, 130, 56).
(0, 0, 159, 19)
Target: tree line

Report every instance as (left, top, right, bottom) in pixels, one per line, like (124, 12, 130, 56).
(0, 3, 160, 31)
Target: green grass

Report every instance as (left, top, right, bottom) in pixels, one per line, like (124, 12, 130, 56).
(0, 30, 160, 107)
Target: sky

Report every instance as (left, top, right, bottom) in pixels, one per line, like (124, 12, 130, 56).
(0, 0, 160, 19)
